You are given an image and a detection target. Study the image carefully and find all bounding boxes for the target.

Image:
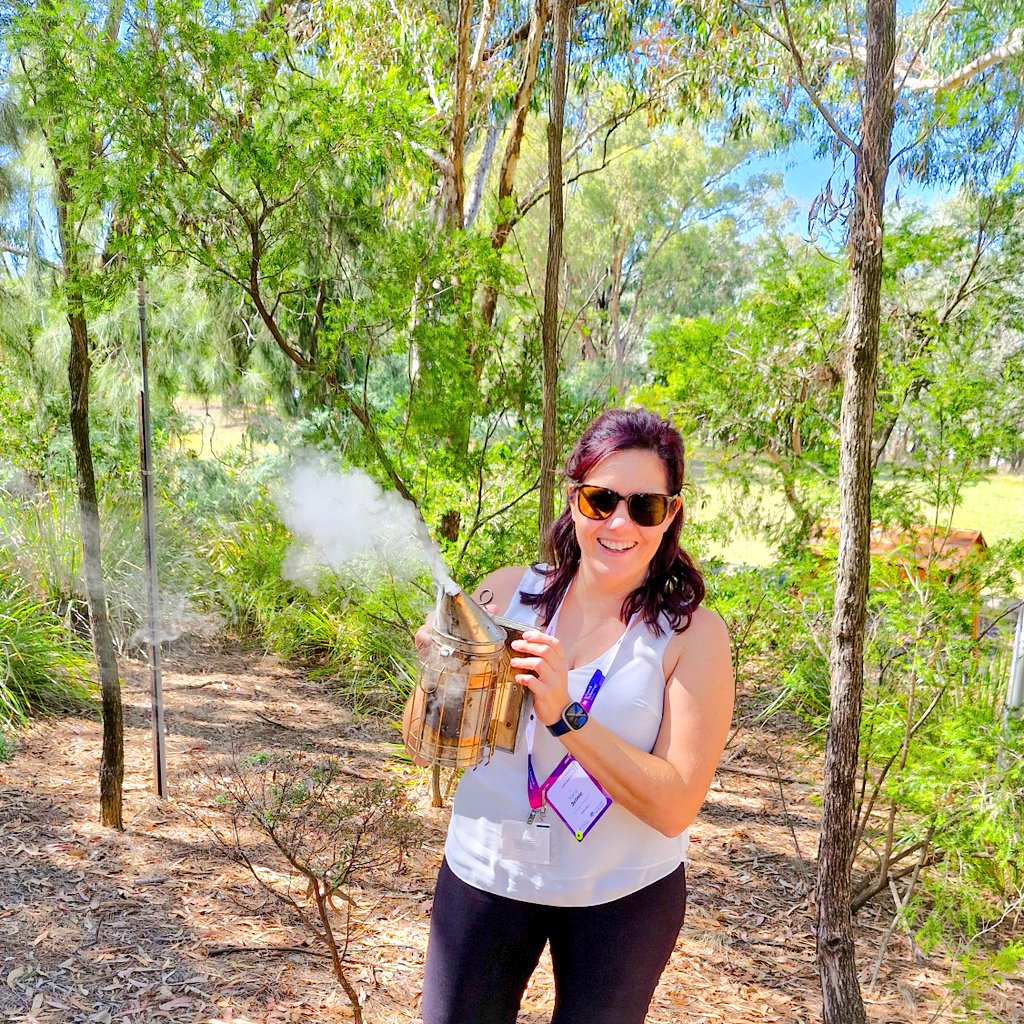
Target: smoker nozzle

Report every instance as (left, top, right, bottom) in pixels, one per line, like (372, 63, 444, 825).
(433, 584, 506, 646)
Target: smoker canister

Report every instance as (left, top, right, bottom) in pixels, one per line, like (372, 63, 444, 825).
(407, 587, 509, 768)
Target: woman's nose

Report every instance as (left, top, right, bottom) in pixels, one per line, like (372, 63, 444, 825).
(606, 499, 632, 526)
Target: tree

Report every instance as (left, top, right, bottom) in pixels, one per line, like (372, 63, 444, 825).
(4, 0, 130, 829)
(815, 5, 896, 1017)
(692, 1, 1024, 1017)
(538, 0, 569, 554)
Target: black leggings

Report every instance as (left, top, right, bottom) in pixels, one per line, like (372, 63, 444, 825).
(421, 858, 687, 1024)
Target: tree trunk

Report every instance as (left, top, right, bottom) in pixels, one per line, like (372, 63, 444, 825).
(56, 164, 125, 831)
(538, 0, 568, 559)
(816, 0, 895, 1019)
(478, 0, 548, 333)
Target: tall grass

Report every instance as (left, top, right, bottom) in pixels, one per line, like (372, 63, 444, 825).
(0, 568, 94, 726)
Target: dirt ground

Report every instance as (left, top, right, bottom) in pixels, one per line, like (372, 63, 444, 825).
(1, 640, 1020, 1024)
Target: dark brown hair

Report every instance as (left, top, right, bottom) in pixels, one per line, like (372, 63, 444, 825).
(521, 408, 704, 636)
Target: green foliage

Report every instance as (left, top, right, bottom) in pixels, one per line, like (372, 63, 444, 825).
(645, 202, 1024, 555)
(0, 566, 94, 726)
(754, 542, 1024, 951)
(947, 941, 1024, 1017)
(643, 241, 846, 546)
(0, 7, 1021, 1015)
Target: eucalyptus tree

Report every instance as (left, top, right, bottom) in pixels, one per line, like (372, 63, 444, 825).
(372, 0, 735, 541)
(687, 1, 1024, 1015)
(513, 115, 768, 386)
(1, 0, 132, 829)
(537, 0, 570, 552)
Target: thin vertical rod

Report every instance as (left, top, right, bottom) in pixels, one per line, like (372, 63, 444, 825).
(1007, 602, 1024, 714)
(138, 276, 167, 797)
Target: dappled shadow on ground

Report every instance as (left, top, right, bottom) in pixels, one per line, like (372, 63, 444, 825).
(0, 646, 440, 1024)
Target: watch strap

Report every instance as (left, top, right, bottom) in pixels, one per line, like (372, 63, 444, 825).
(547, 715, 571, 737)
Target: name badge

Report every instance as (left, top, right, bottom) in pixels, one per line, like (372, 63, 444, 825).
(542, 757, 613, 842)
(500, 819, 552, 864)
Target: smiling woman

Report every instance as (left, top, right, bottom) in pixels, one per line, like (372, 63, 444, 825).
(407, 407, 735, 1024)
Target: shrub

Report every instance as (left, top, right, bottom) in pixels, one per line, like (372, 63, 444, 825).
(0, 567, 94, 726)
(756, 545, 1024, 953)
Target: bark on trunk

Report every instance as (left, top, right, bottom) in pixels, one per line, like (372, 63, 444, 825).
(56, 165, 125, 831)
(478, 0, 548, 332)
(538, 0, 568, 559)
(816, 0, 896, 1019)
(445, 0, 474, 230)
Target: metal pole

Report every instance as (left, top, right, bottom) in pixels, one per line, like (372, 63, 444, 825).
(998, 601, 1024, 773)
(1007, 602, 1024, 716)
(138, 276, 168, 797)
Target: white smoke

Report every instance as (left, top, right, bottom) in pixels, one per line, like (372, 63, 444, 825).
(130, 594, 223, 648)
(272, 453, 456, 593)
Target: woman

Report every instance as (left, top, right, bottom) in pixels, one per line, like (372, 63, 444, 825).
(406, 408, 734, 1024)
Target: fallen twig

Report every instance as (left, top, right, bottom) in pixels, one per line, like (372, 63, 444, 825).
(255, 711, 298, 730)
(206, 943, 330, 958)
(718, 764, 804, 784)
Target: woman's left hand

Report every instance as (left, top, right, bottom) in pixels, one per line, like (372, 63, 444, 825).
(510, 631, 570, 727)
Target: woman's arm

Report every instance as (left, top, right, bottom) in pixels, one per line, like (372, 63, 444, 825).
(510, 607, 734, 837)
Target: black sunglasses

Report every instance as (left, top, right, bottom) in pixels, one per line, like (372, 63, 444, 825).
(570, 484, 679, 528)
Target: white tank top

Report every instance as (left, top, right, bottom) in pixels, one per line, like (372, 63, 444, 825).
(444, 566, 689, 907)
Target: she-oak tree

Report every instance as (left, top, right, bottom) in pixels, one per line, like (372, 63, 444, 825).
(3, 0, 130, 829)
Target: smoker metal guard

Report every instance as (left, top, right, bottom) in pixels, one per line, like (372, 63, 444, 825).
(407, 588, 532, 768)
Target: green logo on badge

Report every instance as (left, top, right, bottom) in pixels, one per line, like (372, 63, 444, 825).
(575, 830, 584, 841)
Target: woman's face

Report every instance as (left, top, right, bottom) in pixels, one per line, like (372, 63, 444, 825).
(569, 447, 679, 589)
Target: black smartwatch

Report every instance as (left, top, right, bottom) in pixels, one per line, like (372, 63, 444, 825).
(547, 701, 589, 737)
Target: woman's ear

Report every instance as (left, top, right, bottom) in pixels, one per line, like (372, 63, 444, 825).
(671, 496, 684, 527)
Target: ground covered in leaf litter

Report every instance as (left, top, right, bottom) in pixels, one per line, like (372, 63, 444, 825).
(1, 639, 1019, 1024)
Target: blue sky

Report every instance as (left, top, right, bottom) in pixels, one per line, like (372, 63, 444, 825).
(744, 138, 955, 243)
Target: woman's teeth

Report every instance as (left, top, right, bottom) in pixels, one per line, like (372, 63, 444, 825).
(598, 539, 636, 552)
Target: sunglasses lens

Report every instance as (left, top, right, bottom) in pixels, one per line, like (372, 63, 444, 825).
(574, 486, 675, 526)
(576, 486, 618, 520)
(627, 494, 671, 527)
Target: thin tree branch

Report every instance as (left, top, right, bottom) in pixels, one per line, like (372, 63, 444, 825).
(733, 0, 859, 155)
(903, 27, 1024, 93)
(0, 239, 60, 271)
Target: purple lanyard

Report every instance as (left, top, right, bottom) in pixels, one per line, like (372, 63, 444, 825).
(525, 668, 605, 811)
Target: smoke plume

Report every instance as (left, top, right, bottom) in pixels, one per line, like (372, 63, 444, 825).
(272, 454, 457, 593)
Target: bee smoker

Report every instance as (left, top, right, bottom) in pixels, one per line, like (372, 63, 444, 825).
(407, 585, 530, 768)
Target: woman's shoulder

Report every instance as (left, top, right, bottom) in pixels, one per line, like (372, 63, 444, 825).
(471, 565, 534, 608)
(664, 605, 731, 676)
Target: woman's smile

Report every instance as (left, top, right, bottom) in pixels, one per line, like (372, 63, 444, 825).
(596, 538, 638, 553)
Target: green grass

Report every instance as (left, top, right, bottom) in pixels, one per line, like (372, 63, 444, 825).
(0, 568, 95, 726)
(942, 475, 1024, 545)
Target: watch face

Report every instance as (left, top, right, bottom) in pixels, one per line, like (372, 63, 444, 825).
(563, 702, 588, 730)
